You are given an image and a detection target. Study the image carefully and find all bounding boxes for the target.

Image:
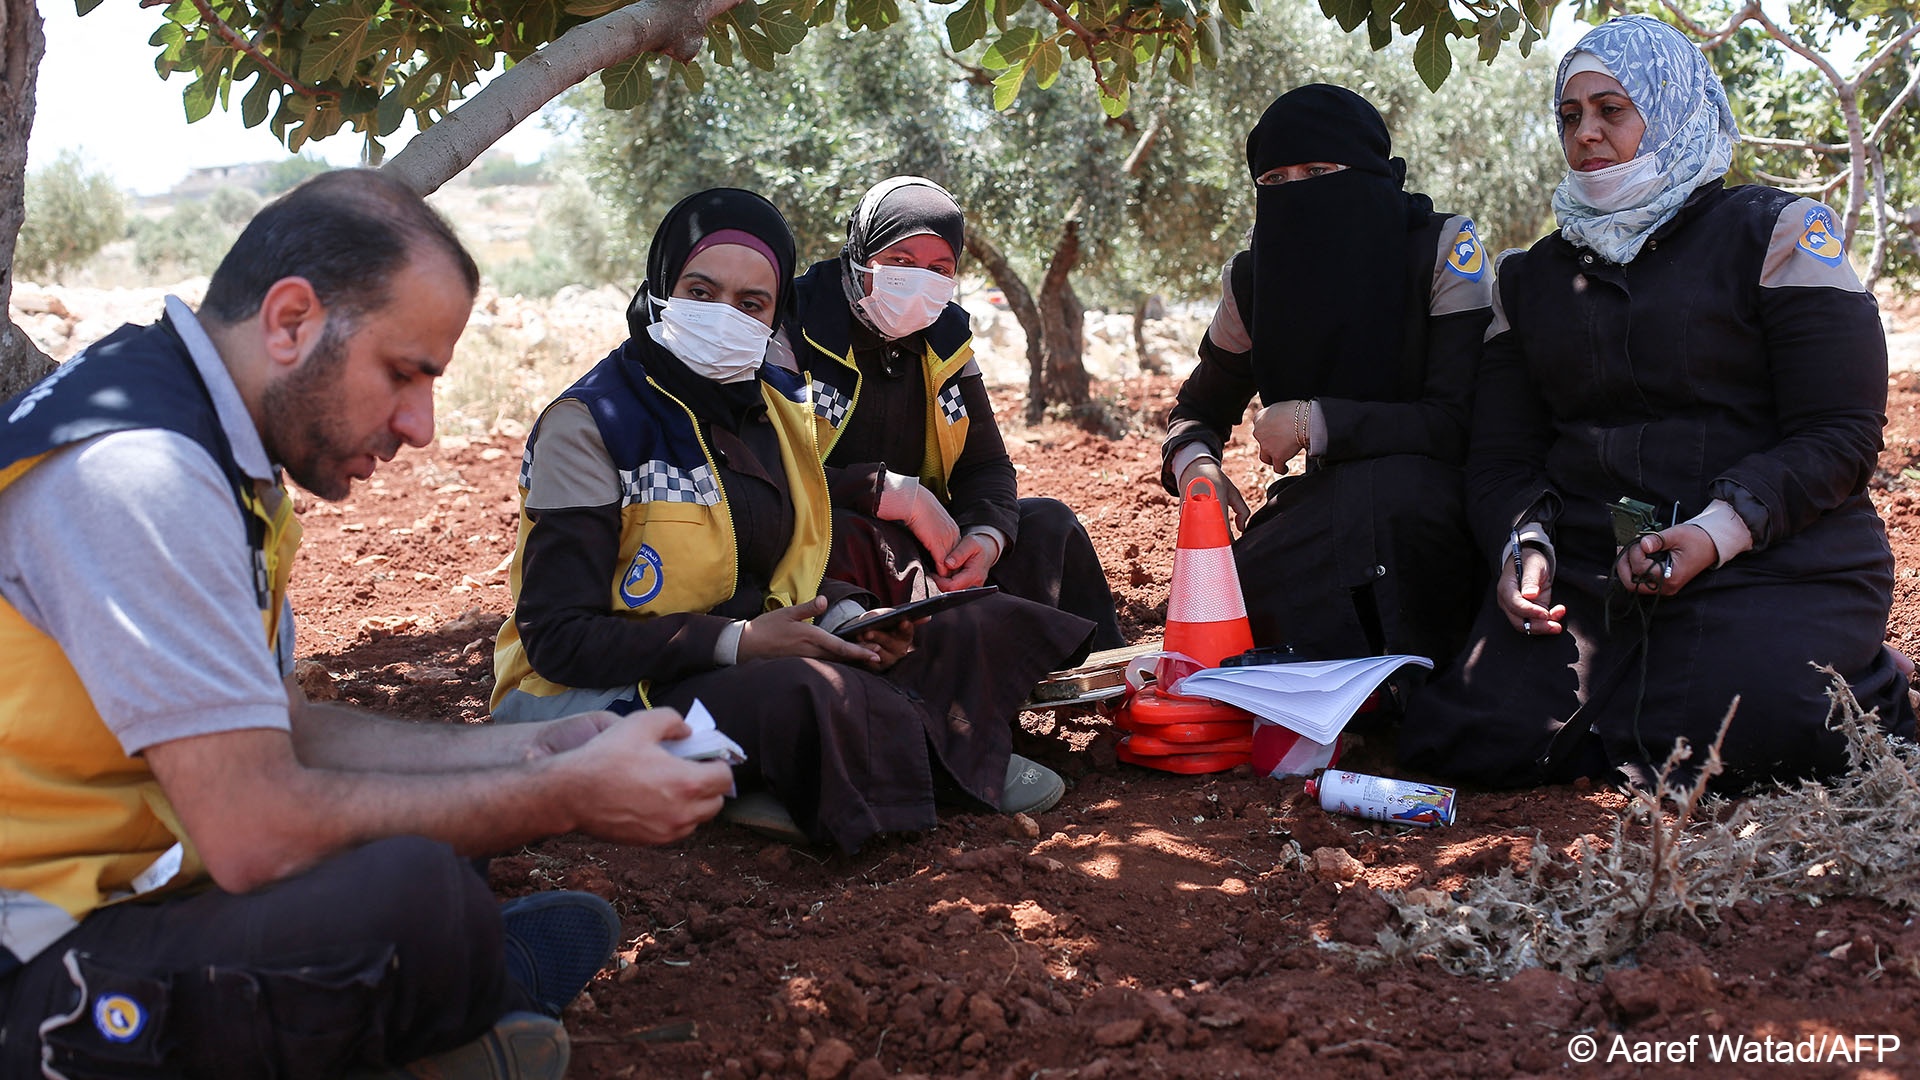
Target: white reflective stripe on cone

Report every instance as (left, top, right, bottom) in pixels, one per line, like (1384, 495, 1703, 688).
(1167, 546, 1247, 623)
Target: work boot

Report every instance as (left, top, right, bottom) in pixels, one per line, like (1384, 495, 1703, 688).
(1000, 754, 1065, 814)
(348, 1011, 568, 1079)
(499, 891, 621, 1016)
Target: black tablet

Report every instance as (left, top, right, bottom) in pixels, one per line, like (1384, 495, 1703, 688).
(830, 586, 999, 639)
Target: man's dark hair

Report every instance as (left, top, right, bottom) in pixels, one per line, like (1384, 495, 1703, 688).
(201, 168, 480, 325)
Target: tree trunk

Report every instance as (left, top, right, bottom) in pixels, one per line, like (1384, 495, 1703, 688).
(1033, 210, 1088, 424)
(0, 0, 53, 404)
(1866, 146, 1889, 291)
(384, 0, 744, 194)
(1133, 292, 1167, 373)
(963, 228, 1046, 420)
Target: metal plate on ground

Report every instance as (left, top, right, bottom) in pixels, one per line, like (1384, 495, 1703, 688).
(1023, 639, 1161, 709)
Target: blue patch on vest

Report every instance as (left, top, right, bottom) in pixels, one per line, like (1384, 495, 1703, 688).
(1797, 205, 1844, 265)
(94, 993, 145, 1043)
(619, 544, 665, 608)
(1446, 220, 1486, 281)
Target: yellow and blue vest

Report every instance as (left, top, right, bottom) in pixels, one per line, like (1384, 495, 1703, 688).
(793, 262, 976, 502)
(492, 342, 833, 713)
(0, 321, 299, 970)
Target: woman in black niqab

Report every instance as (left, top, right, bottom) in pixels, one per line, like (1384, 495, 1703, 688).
(1158, 83, 1492, 677)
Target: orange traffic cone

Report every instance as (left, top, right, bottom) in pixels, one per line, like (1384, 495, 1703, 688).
(1164, 475, 1255, 670)
(1110, 476, 1260, 775)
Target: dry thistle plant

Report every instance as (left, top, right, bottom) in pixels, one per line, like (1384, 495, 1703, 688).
(1370, 669, 1920, 980)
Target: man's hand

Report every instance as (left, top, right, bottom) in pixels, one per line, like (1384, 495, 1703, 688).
(1499, 545, 1565, 636)
(554, 709, 733, 845)
(1615, 524, 1717, 597)
(145, 710, 734, 897)
(524, 710, 620, 760)
(739, 596, 883, 666)
(1176, 457, 1252, 534)
(931, 533, 995, 591)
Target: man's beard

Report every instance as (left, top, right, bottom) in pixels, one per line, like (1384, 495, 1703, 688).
(263, 321, 395, 501)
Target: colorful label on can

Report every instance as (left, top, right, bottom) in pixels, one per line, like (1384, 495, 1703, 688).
(1315, 770, 1456, 828)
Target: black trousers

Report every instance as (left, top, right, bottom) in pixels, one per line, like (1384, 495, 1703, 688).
(0, 836, 523, 1079)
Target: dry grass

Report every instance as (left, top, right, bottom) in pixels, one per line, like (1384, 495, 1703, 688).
(1370, 670, 1920, 979)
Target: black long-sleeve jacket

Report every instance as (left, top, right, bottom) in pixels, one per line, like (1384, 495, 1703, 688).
(1160, 212, 1492, 491)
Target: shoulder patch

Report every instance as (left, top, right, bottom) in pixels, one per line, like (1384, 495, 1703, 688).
(937, 383, 968, 426)
(1796, 205, 1845, 265)
(1445, 220, 1486, 281)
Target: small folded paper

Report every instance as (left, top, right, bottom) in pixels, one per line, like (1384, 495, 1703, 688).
(662, 699, 747, 795)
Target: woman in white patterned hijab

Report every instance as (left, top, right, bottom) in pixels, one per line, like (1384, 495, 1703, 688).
(1551, 14, 1739, 264)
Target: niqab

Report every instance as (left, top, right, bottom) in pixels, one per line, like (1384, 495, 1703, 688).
(1244, 84, 1434, 405)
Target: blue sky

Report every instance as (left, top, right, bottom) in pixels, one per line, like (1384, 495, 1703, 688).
(27, 3, 557, 196)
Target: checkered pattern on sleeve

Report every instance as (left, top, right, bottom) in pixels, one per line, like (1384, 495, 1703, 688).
(812, 379, 852, 428)
(618, 460, 720, 506)
(937, 383, 967, 425)
(518, 445, 534, 490)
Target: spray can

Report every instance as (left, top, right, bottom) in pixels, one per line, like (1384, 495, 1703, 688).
(1304, 770, 1456, 828)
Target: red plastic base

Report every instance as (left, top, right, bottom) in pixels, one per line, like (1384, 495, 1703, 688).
(1118, 733, 1254, 757)
(1116, 739, 1252, 774)
(1113, 685, 1256, 729)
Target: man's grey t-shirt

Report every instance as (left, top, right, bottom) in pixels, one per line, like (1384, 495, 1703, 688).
(0, 298, 292, 755)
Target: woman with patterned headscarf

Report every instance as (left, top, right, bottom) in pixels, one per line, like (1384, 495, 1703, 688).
(792, 176, 1124, 650)
(1159, 84, 1493, 681)
(1401, 15, 1916, 789)
(493, 188, 1094, 850)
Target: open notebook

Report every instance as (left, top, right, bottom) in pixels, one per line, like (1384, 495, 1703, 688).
(1173, 654, 1434, 744)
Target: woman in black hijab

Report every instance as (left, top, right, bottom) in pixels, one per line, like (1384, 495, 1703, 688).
(493, 188, 1094, 850)
(1159, 84, 1492, 679)
(793, 176, 1124, 650)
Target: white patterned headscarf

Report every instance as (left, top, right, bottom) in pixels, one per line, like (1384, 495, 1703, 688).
(1551, 14, 1739, 264)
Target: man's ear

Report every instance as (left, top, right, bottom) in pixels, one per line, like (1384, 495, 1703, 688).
(257, 277, 326, 370)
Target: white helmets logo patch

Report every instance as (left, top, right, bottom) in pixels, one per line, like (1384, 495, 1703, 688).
(1797, 206, 1845, 266)
(93, 993, 146, 1043)
(1446, 220, 1486, 281)
(619, 544, 665, 608)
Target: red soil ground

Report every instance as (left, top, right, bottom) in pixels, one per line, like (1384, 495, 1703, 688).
(289, 373, 1920, 1080)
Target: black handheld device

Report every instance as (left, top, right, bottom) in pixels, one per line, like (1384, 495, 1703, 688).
(830, 586, 999, 639)
(1609, 496, 1671, 549)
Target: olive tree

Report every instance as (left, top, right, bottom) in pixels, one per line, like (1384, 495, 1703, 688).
(3, 0, 1562, 399)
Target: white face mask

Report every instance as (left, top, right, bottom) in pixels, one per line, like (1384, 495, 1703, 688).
(1565, 151, 1666, 213)
(646, 295, 773, 383)
(855, 263, 956, 339)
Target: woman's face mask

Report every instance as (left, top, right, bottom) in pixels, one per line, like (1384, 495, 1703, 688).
(1564, 151, 1666, 212)
(647, 295, 773, 383)
(856, 263, 957, 339)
